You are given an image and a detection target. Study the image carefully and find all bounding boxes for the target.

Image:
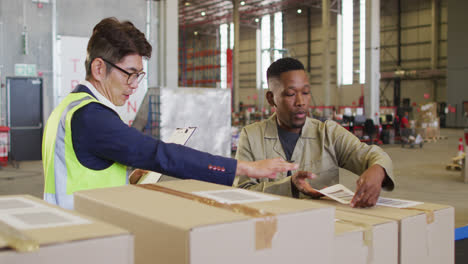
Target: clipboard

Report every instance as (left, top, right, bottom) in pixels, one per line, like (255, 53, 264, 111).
(137, 127, 197, 184)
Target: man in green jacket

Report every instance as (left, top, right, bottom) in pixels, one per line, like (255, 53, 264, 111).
(234, 58, 394, 208)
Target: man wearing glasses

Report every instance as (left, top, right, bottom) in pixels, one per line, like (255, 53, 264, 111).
(42, 17, 297, 210)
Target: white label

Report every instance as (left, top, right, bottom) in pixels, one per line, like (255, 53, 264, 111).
(0, 197, 90, 230)
(318, 184, 424, 208)
(0, 197, 47, 211)
(192, 189, 280, 204)
(376, 197, 423, 208)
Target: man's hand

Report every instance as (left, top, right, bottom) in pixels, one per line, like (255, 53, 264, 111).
(350, 164, 386, 208)
(291, 171, 322, 198)
(237, 158, 299, 179)
(129, 169, 149, 184)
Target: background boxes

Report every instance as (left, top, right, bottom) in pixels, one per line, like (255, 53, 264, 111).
(74, 180, 335, 264)
(0, 195, 133, 264)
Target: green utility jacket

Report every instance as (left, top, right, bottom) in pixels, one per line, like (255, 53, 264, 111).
(234, 114, 394, 198)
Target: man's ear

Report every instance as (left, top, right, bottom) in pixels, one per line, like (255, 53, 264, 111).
(91, 58, 107, 81)
(266, 91, 276, 107)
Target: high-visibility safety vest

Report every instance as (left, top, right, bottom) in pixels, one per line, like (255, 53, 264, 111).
(42, 92, 127, 209)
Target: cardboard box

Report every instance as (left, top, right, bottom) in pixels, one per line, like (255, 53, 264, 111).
(74, 180, 335, 264)
(0, 195, 133, 264)
(312, 199, 454, 264)
(334, 210, 398, 264)
(415, 127, 440, 138)
(417, 102, 438, 123)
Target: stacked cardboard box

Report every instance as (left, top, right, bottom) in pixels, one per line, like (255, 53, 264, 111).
(312, 199, 454, 264)
(333, 210, 398, 264)
(415, 102, 440, 138)
(0, 195, 133, 264)
(74, 180, 336, 264)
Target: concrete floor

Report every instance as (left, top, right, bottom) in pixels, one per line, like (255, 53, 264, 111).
(0, 128, 467, 227)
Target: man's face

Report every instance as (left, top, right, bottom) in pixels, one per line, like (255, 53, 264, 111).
(267, 70, 311, 133)
(102, 54, 143, 106)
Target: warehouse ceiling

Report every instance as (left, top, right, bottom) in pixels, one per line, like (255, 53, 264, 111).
(179, 0, 339, 32)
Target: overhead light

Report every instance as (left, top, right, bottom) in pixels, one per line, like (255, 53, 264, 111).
(201, 11, 206, 16)
(184, 1, 190, 6)
(297, 9, 302, 14)
(254, 18, 259, 23)
(194, 31, 198, 35)
(240, 1, 245, 5)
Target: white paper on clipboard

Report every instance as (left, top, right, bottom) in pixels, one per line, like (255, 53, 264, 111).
(137, 127, 197, 184)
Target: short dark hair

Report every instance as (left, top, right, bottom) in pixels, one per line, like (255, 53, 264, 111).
(85, 17, 152, 78)
(266, 57, 305, 80)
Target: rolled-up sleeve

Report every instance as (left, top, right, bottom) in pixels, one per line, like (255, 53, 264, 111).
(326, 121, 395, 191)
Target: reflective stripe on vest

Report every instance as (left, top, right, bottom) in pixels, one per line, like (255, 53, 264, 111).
(42, 92, 127, 209)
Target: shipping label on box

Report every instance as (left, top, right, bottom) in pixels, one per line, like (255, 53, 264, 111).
(310, 198, 454, 264)
(0, 195, 133, 264)
(74, 180, 336, 264)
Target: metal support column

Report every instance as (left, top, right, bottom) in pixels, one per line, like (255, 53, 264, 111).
(364, 0, 380, 123)
(146, 0, 159, 88)
(307, 7, 312, 73)
(256, 27, 262, 110)
(158, 0, 178, 89)
(394, 0, 401, 108)
(52, 0, 58, 108)
(431, 0, 440, 101)
(322, 0, 331, 106)
(233, 0, 240, 112)
(336, 2, 342, 105)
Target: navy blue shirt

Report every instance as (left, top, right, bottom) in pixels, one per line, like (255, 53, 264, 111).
(277, 124, 301, 197)
(70, 85, 237, 186)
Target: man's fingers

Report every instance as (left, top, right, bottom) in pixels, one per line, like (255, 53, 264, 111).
(271, 157, 299, 171)
(129, 169, 148, 184)
(296, 171, 316, 179)
(361, 187, 377, 206)
(279, 162, 299, 172)
(292, 171, 321, 197)
(352, 185, 380, 208)
(250, 172, 277, 179)
(356, 177, 364, 187)
(303, 185, 323, 197)
(350, 187, 365, 207)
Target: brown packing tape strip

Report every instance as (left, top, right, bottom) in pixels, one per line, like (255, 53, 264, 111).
(335, 219, 373, 247)
(0, 219, 39, 252)
(401, 208, 435, 224)
(138, 184, 277, 250)
(335, 219, 374, 264)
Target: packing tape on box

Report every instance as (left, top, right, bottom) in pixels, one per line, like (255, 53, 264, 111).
(403, 207, 435, 257)
(0, 219, 39, 252)
(336, 219, 374, 264)
(401, 208, 435, 224)
(335, 219, 373, 246)
(137, 184, 277, 250)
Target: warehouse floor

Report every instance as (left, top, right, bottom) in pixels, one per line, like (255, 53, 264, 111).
(0, 128, 467, 227)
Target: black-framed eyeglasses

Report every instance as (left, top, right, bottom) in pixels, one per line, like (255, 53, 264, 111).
(101, 58, 146, 85)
